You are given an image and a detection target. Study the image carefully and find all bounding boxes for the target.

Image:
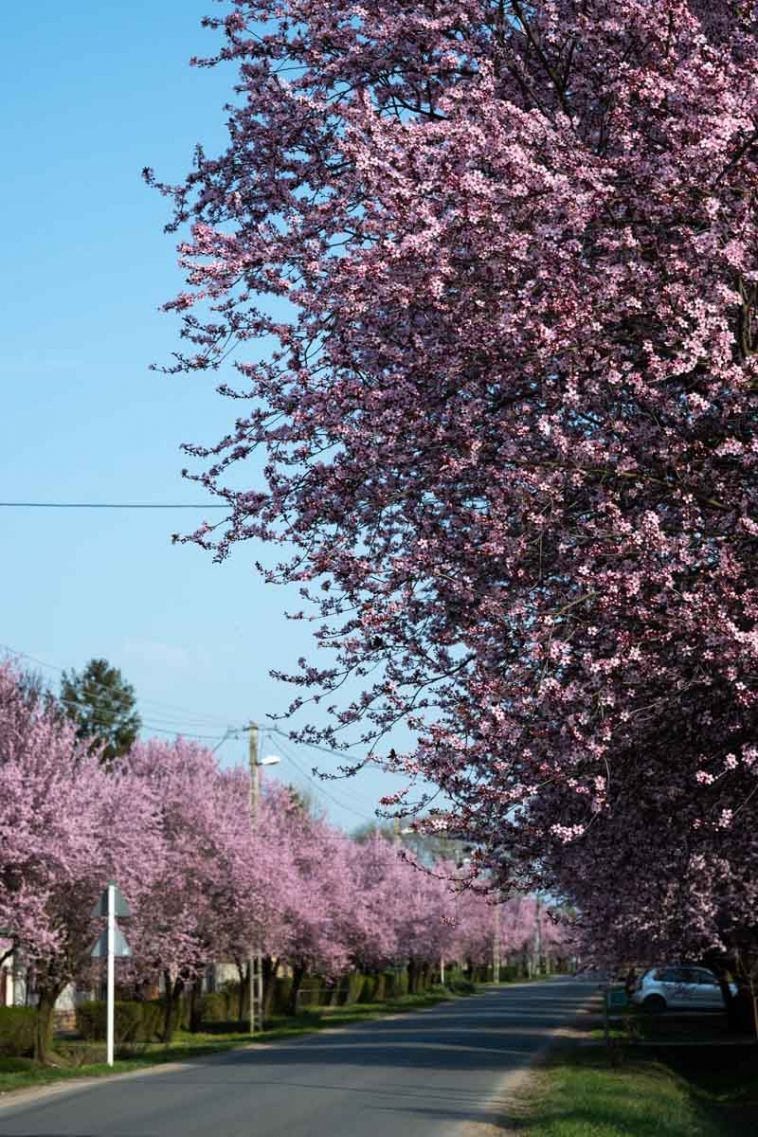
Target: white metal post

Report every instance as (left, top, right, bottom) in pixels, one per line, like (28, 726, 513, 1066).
(107, 882, 115, 1066)
(249, 724, 259, 1035)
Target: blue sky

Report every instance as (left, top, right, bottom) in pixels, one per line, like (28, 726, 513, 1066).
(0, 0, 409, 830)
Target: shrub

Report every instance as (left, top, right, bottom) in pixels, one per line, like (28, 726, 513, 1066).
(76, 1001, 107, 1041)
(200, 992, 231, 1023)
(0, 1007, 35, 1056)
(340, 971, 363, 1006)
(76, 1000, 162, 1043)
(446, 977, 476, 994)
(138, 1001, 163, 1040)
(296, 979, 323, 1009)
(270, 977, 289, 1015)
(386, 969, 409, 999)
(499, 964, 522, 983)
(357, 974, 377, 1004)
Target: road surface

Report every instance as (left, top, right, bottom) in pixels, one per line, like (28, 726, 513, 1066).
(0, 978, 593, 1137)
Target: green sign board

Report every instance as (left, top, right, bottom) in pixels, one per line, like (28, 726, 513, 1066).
(606, 987, 629, 1009)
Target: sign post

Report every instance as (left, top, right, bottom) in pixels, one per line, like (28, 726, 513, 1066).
(90, 882, 131, 1066)
(107, 883, 116, 1067)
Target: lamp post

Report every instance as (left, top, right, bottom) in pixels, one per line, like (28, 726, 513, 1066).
(248, 723, 280, 1034)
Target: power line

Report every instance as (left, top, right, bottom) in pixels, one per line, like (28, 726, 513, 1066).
(0, 643, 242, 742)
(267, 734, 376, 824)
(1, 642, 403, 831)
(257, 725, 374, 808)
(0, 502, 228, 509)
(138, 724, 232, 742)
(265, 726, 393, 810)
(0, 643, 232, 725)
(268, 725, 371, 762)
(1, 642, 390, 816)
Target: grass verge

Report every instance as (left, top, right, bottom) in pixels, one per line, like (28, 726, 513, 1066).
(0, 987, 462, 1097)
(510, 1045, 721, 1137)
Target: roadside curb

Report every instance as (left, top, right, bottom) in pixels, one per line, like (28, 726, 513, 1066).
(459, 985, 600, 1136)
(0, 1056, 195, 1113)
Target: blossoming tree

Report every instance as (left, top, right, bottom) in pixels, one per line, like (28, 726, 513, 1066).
(0, 666, 158, 1059)
(151, 0, 757, 951)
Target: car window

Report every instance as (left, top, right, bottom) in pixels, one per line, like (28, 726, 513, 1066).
(692, 969, 719, 986)
(679, 968, 702, 985)
(656, 967, 693, 983)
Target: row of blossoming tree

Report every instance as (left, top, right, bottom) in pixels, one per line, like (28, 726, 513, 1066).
(0, 664, 568, 1060)
(149, 0, 757, 981)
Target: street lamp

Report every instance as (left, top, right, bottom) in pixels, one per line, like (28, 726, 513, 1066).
(250, 745, 281, 815)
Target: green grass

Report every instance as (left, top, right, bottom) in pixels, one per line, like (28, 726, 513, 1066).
(511, 1046, 721, 1137)
(0, 987, 462, 1096)
(0, 1035, 252, 1094)
(655, 1044, 758, 1135)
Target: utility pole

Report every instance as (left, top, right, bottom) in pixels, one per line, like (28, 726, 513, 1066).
(534, 895, 543, 977)
(492, 904, 501, 984)
(249, 722, 261, 813)
(248, 723, 280, 1035)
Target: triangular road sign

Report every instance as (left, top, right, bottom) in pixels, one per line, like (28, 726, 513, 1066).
(90, 883, 132, 919)
(90, 927, 132, 959)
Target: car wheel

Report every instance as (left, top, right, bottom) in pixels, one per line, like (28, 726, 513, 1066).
(643, 994, 666, 1013)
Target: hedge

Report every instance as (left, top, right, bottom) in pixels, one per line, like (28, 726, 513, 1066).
(74, 966, 465, 1042)
(446, 976, 476, 994)
(200, 991, 237, 1023)
(75, 1000, 163, 1043)
(0, 1007, 35, 1056)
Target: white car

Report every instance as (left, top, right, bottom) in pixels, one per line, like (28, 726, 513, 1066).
(631, 965, 736, 1011)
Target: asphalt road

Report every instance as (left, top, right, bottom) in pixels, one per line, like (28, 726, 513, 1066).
(0, 978, 594, 1137)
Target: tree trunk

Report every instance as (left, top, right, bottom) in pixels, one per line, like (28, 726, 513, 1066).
(287, 963, 306, 1016)
(262, 956, 277, 1020)
(408, 959, 418, 995)
(726, 986, 756, 1034)
(34, 988, 59, 1064)
(162, 972, 183, 1044)
(188, 979, 203, 1033)
(718, 974, 735, 1016)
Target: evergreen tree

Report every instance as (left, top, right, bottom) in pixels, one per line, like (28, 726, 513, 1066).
(60, 658, 141, 767)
